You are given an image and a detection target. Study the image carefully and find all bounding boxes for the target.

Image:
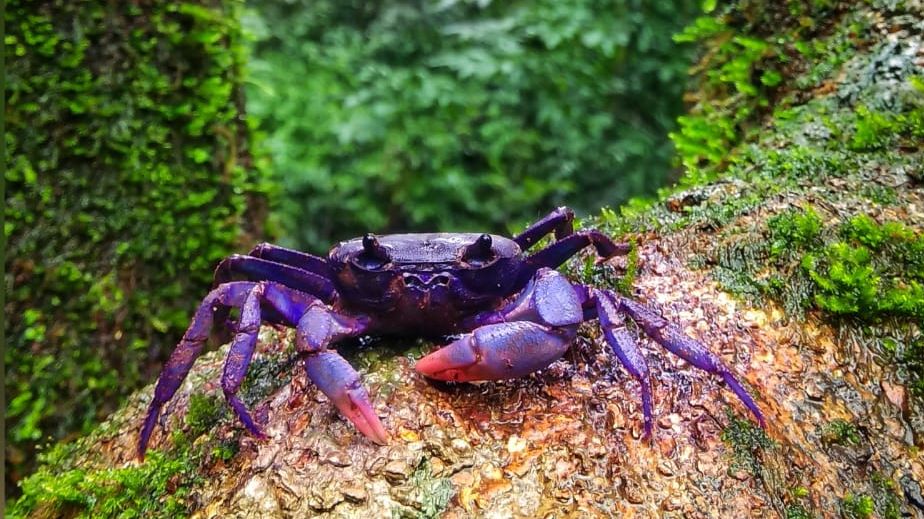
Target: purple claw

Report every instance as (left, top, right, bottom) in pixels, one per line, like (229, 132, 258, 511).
(303, 351, 389, 444)
(415, 321, 576, 381)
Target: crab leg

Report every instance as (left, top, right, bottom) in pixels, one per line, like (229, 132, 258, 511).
(512, 206, 575, 250)
(221, 285, 268, 439)
(139, 281, 257, 459)
(219, 281, 342, 439)
(592, 289, 654, 439)
(526, 231, 630, 271)
(219, 282, 319, 439)
(149, 277, 386, 454)
(416, 268, 581, 381)
(246, 242, 332, 279)
(604, 290, 766, 427)
(213, 255, 337, 303)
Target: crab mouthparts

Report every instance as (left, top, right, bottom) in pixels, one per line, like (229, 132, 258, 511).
(402, 272, 451, 288)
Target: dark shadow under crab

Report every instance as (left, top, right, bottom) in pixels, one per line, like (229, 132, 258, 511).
(138, 207, 764, 458)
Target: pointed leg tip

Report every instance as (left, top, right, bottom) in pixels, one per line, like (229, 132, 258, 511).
(370, 428, 390, 446)
(643, 423, 654, 443)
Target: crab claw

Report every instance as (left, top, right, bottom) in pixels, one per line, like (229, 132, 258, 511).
(416, 321, 576, 382)
(303, 351, 389, 444)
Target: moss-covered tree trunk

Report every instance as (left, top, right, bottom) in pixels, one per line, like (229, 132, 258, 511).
(8, 0, 923, 517)
(4, 0, 269, 498)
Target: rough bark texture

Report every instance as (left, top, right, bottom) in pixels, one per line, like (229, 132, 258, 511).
(9, 1, 924, 518)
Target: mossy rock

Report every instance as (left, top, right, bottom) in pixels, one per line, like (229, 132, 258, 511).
(9, 0, 924, 517)
(4, 0, 270, 496)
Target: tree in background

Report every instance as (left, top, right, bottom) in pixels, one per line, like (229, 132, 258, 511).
(4, 0, 269, 493)
(246, 0, 698, 250)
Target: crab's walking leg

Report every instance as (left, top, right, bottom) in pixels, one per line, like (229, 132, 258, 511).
(139, 281, 257, 459)
(296, 304, 388, 444)
(211, 255, 337, 336)
(213, 256, 337, 303)
(592, 290, 654, 439)
(221, 286, 267, 438)
(246, 242, 332, 279)
(612, 292, 765, 427)
(416, 268, 581, 381)
(525, 231, 631, 271)
(513, 206, 575, 250)
(219, 282, 325, 439)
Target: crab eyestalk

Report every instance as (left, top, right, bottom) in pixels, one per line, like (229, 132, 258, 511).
(362, 233, 390, 264)
(462, 233, 494, 264)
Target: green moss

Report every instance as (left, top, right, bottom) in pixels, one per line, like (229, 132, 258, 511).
(819, 419, 862, 446)
(210, 440, 239, 463)
(803, 217, 924, 320)
(408, 459, 454, 519)
(5, 0, 269, 491)
(850, 105, 900, 151)
(785, 503, 813, 519)
(869, 473, 902, 519)
(803, 244, 880, 315)
(901, 335, 924, 398)
(9, 449, 201, 519)
(834, 474, 904, 519)
(841, 493, 875, 519)
(768, 207, 823, 258)
(705, 204, 924, 323)
(721, 412, 775, 477)
(671, 16, 779, 173)
(185, 394, 226, 437)
(239, 349, 296, 406)
(849, 101, 924, 152)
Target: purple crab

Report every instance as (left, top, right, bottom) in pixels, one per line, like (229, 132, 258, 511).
(138, 207, 764, 458)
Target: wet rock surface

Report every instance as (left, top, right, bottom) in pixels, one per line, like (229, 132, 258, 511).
(71, 229, 923, 516)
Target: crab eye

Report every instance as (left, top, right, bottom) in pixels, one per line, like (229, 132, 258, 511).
(462, 233, 494, 266)
(356, 233, 390, 269)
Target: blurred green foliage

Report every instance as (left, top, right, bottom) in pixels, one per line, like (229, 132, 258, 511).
(244, 0, 699, 250)
(4, 0, 268, 492)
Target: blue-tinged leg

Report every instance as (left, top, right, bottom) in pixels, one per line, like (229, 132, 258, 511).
(512, 206, 575, 250)
(221, 285, 266, 438)
(525, 231, 631, 271)
(417, 268, 582, 381)
(220, 282, 326, 440)
(247, 242, 332, 279)
(613, 292, 766, 427)
(213, 255, 337, 303)
(593, 290, 654, 439)
(139, 281, 257, 459)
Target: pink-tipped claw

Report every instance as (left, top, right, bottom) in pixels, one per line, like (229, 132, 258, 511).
(414, 334, 480, 382)
(303, 351, 389, 444)
(416, 321, 575, 382)
(337, 384, 390, 445)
